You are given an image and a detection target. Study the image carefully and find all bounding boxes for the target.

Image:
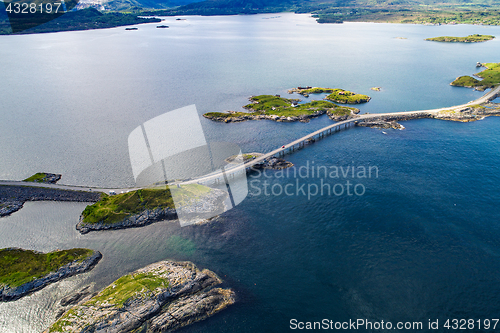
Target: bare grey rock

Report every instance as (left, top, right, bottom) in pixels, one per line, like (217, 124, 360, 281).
(46, 260, 235, 333)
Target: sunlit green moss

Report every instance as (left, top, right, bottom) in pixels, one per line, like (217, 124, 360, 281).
(81, 184, 211, 225)
(0, 248, 94, 288)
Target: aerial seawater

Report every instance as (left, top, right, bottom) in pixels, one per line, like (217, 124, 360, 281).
(1, 13, 500, 332)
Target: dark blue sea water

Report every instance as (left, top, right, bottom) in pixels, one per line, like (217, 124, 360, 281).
(1, 14, 500, 332)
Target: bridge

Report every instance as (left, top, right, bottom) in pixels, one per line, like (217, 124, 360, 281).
(1, 85, 499, 193)
(187, 84, 500, 186)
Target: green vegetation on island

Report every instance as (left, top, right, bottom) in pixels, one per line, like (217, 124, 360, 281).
(3, 0, 500, 35)
(425, 34, 495, 43)
(23, 173, 48, 182)
(0, 248, 95, 288)
(81, 184, 211, 226)
(289, 87, 335, 96)
(23, 172, 61, 184)
(324, 89, 371, 104)
(289, 87, 371, 104)
(86, 272, 170, 308)
(244, 95, 345, 117)
(451, 63, 500, 91)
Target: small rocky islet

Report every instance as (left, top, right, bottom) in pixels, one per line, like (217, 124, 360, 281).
(451, 62, 500, 91)
(76, 184, 228, 234)
(425, 34, 495, 43)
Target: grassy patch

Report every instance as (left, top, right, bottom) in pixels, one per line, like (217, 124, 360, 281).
(23, 172, 48, 182)
(295, 87, 335, 95)
(325, 89, 371, 104)
(0, 248, 94, 288)
(81, 184, 211, 225)
(49, 269, 172, 331)
(204, 94, 359, 119)
(425, 34, 495, 42)
(451, 76, 481, 87)
(451, 63, 500, 90)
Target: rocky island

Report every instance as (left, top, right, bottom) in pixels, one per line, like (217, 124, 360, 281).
(0, 248, 102, 302)
(203, 94, 360, 123)
(425, 34, 495, 43)
(45, 260, 235, 333)
(451, 62, 500, 91)
(76, 184, 227, 234)
(0, 174, 101, 218)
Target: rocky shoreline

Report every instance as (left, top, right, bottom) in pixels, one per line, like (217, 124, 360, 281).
(203, 109, 328, 123)
(0, 185, 100, 218)
(76, 187, 228, 234)
(356, 103, 500, 129)
(433, 103, 500, 122)
(357, 120, 405, 130)
(0, 250, 102, 302)
(46, 260, 235, 333)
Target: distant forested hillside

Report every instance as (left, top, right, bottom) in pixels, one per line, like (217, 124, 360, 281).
(147, 0, 500, 25)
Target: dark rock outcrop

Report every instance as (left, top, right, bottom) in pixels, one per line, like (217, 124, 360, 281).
(0, 200, 24, 217)
(253, 157, 293, 170)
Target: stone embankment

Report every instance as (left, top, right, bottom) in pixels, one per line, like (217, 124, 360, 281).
(0, 185, 101, 217)
(46, 260, 235, 333)
(0, 250, 102, 302)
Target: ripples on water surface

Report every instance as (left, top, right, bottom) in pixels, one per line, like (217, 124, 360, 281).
(1, 13, 500, 332)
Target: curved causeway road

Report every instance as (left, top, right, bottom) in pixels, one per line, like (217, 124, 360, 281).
(1, 85, 499, 191)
